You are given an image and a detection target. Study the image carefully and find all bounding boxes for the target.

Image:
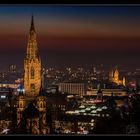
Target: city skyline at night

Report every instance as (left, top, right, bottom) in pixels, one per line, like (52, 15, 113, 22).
(0, 5, 140, 70)
(1, 6, 140, 135)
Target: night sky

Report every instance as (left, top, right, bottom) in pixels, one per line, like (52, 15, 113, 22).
(0, 5, 140, 70)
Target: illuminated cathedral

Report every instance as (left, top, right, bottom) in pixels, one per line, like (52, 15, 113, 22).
(16, 16, 49, 134)
(24, 15, 41, 96)
(109, 66, 126, 86)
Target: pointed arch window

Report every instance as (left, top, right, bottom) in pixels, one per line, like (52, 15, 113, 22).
(30, 84, 35, 91)
(19, 102, 23, 108)
(31, 67, 35, 79)
(40, 102, 43, 108)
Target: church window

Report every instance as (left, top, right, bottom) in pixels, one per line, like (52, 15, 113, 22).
(31, 67, 34, 79)
(30, 84, 35, 90)
(40, 102, 43, 108)
(19, 102, 23, 108)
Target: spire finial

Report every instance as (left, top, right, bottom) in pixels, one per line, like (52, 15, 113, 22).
(30, 14, 35, 31)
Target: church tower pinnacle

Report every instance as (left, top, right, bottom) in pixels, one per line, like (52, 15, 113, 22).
(24, 16, 41, 97)
(30, 15, 35, 31)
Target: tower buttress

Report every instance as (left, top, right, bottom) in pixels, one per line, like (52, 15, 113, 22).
(17, 91, 26, 126)
(36, 86, 47, 134)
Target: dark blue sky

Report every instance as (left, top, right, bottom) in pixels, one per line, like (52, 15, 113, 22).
(1, 6, 140, 17)
(0, 5, 140, 70)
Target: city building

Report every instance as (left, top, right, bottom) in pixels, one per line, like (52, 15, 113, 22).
(109, 66, 126, 86)
(24, 15, 41, 97)
(17, 87, 48, 134)
(9, 65, 16, 73)
(0, 87, 13, 106)
(58, 83, 86, 96)
(96, 89, 103, 101)
(16, 16, 49, 134)
(0, 83, 19, 89)
(46, 85, 59, 94)
(86, 89, 127, 97)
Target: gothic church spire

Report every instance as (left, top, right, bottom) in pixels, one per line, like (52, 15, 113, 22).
(30, 15, 35, 32)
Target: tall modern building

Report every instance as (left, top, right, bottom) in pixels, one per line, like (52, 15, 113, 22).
(24, 16, 41, 97)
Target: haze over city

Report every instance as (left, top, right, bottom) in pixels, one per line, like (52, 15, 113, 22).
(0, 5, 140, 70)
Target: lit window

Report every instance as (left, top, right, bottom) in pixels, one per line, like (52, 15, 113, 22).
(31, 67, 35, 79)
(40, 102, 43, 108)
(30, 84, 35, 91)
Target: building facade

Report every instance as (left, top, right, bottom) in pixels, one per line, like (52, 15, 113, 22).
(109, 67, 125, 86)
(17, 16, 49, 134)
(17, 88, 48, 134)
(24, 16, 41, 97)
(59, 83, 86, 96)
(86, 89, 126, 96)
